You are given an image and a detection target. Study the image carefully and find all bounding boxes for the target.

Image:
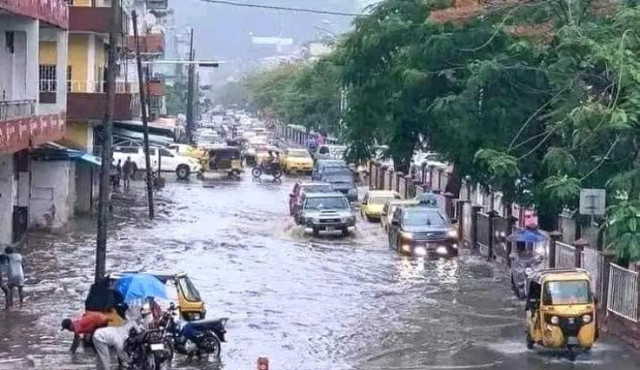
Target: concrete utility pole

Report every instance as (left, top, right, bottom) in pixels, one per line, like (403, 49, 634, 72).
(186, 28, 195, 144)
(95, 0, 120, 283)
(132, 10, 155, 220)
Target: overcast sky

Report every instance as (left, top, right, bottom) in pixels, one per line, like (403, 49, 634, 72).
(172, 0, 363, 61)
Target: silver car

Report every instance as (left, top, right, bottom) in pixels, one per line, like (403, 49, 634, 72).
(298, 192, 356, 237)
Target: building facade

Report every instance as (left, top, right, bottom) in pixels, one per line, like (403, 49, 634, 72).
(0, 0, 69, 244)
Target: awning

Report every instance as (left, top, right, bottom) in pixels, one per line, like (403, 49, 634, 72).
(31, 143, 102, 166)
(113, 128, 174, 146)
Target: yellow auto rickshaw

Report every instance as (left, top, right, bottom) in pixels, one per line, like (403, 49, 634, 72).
(109, 271, 207, 321)
(525, 268, 597, 360)
(205, 145, 244, 179)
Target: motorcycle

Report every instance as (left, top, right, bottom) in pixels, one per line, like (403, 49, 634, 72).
(510, 251, 544, 299)
(123, 327, 173, 370)
(252, 161, 283, 179)
(160, 304, 228, 360)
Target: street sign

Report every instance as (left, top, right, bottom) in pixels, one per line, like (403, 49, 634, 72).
(579, 189, 606, 216)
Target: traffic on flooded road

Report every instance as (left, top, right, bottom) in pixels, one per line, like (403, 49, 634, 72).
(1, 169, 640, 369)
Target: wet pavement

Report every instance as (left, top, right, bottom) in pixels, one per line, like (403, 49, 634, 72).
(1, 175, 640, 370)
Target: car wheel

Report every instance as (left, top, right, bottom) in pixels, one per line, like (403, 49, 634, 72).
(312, 228, 320, 237)
(341, 228, 349, 237)
(273, 169, 283, 179)
(252, 168, 262, 178)
(176, 165, 190, 179)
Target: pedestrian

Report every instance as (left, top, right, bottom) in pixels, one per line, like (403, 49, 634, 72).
(5, 247, 25, 308)
(0, 254, 9, 309)
(122, 157, 133, 191)
(115, 159, 122, 189)
(61, 311, 111, 353)
(92, 311, 140, 370)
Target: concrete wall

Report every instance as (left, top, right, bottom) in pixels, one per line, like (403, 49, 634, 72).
(29, 161, 75, 229)
(0, 154, 15, 245)
(0, 16, 38, 103)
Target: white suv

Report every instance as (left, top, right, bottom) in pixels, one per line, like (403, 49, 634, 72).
(113, 146, 201, 179)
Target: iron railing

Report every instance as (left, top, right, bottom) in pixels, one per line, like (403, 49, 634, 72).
(607, 263, 639, 322)
(581, 248, 606, 302)
(0, 100, 36, 121)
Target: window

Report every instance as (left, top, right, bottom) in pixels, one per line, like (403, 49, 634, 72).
(159, 149, 174, 157)
(39, 65, 57, 92)
(5, 31, 14, 54)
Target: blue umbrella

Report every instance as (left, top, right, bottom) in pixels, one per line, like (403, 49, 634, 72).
(115, 274, 168, 303)
(508, 229, 547, 243)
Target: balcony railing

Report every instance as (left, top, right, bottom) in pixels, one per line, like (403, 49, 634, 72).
(0, 100, 36, 121)
(64, 80, 139, 94)
(0, 0, 69, 29)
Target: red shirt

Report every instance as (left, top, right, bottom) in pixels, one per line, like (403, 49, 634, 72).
(73, 312, 109, 335)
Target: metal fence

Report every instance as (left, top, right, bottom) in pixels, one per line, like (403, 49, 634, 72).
(581, 248, 606, 302)
(555, 242, 576, 268)
(0, 100, 35, 121)
(607, 264, 639, 322)
(477, 213, 490, 253)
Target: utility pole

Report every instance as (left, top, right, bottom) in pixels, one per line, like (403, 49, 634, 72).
(132, 10, 155, 220)
(95, 0, 120, 283)
(185, 28, 195, 144)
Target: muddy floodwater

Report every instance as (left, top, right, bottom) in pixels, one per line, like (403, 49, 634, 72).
(1, 176, 639, 370)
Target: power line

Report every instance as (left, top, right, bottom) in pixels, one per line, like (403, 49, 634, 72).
(196, 0, 363, 17)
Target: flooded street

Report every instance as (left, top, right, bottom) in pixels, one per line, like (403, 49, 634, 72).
(1, 176, 640, 370)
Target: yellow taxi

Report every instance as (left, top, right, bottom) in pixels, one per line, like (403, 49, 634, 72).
(282, 148, 314, 174)
(361, 190, 401, 221)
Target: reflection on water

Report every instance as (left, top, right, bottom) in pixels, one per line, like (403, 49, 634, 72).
(0, 178, 638, 370)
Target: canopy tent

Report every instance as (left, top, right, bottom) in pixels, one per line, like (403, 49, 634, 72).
(114, 120, 175, 137)
(30, 143, 101, 166)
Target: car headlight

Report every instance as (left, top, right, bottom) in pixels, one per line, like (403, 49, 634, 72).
(550, 316, 559, 325)
(582, 314, 592, 323)
(447, 228, 458, 239)
(436, 246, 448, 255)
(413, 246, 427, 257)
(348, 188, 357, 195)
(524, 267, 534, 276)
(400, 231, 413, 240)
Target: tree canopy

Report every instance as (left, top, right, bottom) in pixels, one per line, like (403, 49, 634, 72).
(241, 0, 640, 261)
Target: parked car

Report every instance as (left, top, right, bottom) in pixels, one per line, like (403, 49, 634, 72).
(360, 190, 402, 222)
(289, 181, 335, 216)
(316, 166, 358, 202)
(380, 199, 419, 233)
(388, 204, 459, 257)
(313, 144, 346, 161)
(282, 148, 314, 174)
(298, 192, 356, 237)
(413, 151, 449, 169)
(113, 146, 201, 179)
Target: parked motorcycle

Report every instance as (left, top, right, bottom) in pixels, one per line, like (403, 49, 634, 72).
(123, 327, 173, 370)
(252, 162, 283, 179)
(160, 304, 228, 360)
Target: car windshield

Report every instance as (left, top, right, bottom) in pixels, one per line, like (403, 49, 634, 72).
(370, 195, 399, 205)
(303, 185, 334, 193)
(305, 197, 349, 210)
(543, 280, 592, 305)
(289, 151, 311, 158)
(177, 276, 202, 302)
(403, 209, 448, 227)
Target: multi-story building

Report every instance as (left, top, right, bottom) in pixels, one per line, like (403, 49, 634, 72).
(0, 0, 69, 244)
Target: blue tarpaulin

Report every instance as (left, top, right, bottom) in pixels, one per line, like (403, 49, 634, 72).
(508, 229, 547, 243)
